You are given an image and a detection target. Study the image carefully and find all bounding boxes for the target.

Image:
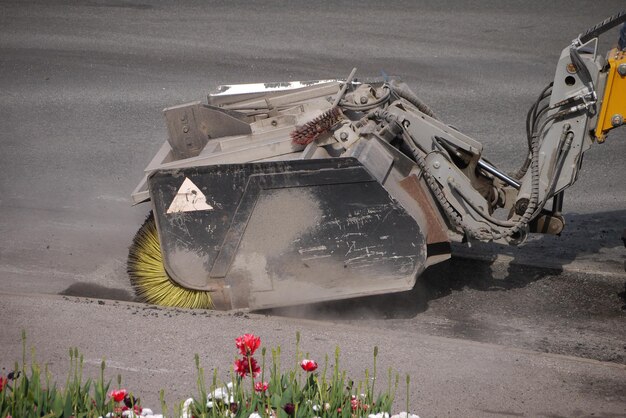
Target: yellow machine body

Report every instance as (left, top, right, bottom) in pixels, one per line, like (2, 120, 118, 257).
(596, 48, 626, 142)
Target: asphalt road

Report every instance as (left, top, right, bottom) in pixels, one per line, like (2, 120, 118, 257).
(1, 1, 626, 416)
(1, 0, 626, 297)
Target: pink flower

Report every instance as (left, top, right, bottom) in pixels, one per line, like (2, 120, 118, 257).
(254, 381, 269, 392)
(234, 356, 261, 378)
(109, 389, 128, 403)
(0, 376, 6, 392)
(350, 395, 369, 411)
(235, 334, 261, 356)
(300, 359, 318, 372)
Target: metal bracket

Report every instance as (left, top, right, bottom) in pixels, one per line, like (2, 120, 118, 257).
(163, 101, 251, 159)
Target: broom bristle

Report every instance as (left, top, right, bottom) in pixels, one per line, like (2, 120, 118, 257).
(127, 213, 214, 309)
(291, 107, 343, 145)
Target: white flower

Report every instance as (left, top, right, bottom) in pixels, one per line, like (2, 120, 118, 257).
(305, 399, 321, 412)
(209, 382, 235, 403)
(368, 413, 390, 418)
(391, 413, 420, 418)
(210, 387, 227, 400)
(249, 413, 263, 418)
(181, 398, 194, 418)
(102, 410, 162, 418)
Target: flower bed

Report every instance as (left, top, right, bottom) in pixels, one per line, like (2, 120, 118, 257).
(0, 331, 419, 418)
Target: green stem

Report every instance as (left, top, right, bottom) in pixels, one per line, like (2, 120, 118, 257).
(372, 346, 378, 406)
(21, 330, 26, 376)
(247, 353, 256, 401)
(405, 374, 410, 416)
(261, 347, 266, 383)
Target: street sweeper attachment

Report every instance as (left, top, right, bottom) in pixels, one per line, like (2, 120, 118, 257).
(129, 12, 626, 310)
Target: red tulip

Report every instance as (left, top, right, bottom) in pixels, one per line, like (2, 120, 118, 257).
(234, 356, 261, 378)
(300, 359, 318, 372)
(235, 334, 261, 356)
(109, 389, 128, 403)
(0, 376, 6, 392)
(254, 381, 269, 392)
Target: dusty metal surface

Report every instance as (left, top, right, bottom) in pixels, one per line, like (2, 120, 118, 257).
(148, 159, 427, 309)
(398, 174, 450, 246)
(163, 102, 251, 159)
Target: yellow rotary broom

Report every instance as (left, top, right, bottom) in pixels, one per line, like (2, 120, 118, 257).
(127, 213, 214, 309)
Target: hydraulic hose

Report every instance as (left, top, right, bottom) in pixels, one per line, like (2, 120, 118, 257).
(373, 106, 541, 242)
(388, 80, 438, 119)
(531, 126, 574, 219)
(497, 128, 540, 241)
(447, 181, 517, 228)
(340, 85, 392, 111)
(410, 120, 539, 241)
(517, 83, 552, 179)
(577, 10, 626, 45)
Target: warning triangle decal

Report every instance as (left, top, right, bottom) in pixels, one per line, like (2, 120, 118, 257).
(167, 177, 213, 214)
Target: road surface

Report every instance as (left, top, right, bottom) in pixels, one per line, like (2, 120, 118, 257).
(1, 1, 625, 416)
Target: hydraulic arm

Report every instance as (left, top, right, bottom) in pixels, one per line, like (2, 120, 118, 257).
(358, 14, 626, 245)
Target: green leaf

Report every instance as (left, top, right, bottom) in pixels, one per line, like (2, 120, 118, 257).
(51, 393, 64, 416)
(64, 391, 73, 417)
(271, 393, 282, 409)
(277, 408, 289, 418)
(280, 387, 293, 405)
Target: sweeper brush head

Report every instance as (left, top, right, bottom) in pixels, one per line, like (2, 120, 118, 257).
(290, 107, 343, 145)
(127, 213, 214, 309)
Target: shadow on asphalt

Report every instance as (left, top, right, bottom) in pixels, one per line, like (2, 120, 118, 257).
(258, 257, 561, 320)
(59, 282, 134, 301)
(260, 210, 626, 321)
(461, 210, 626, 272)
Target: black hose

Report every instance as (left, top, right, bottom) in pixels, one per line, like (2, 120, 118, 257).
(340, 85, 392, 111)
(517, 83, 552, 179)
(531, 128, 574, 219)
(578, 11, 626, 45)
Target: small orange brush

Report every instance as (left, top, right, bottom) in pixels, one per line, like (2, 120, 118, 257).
(290, 68, 357, 146)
